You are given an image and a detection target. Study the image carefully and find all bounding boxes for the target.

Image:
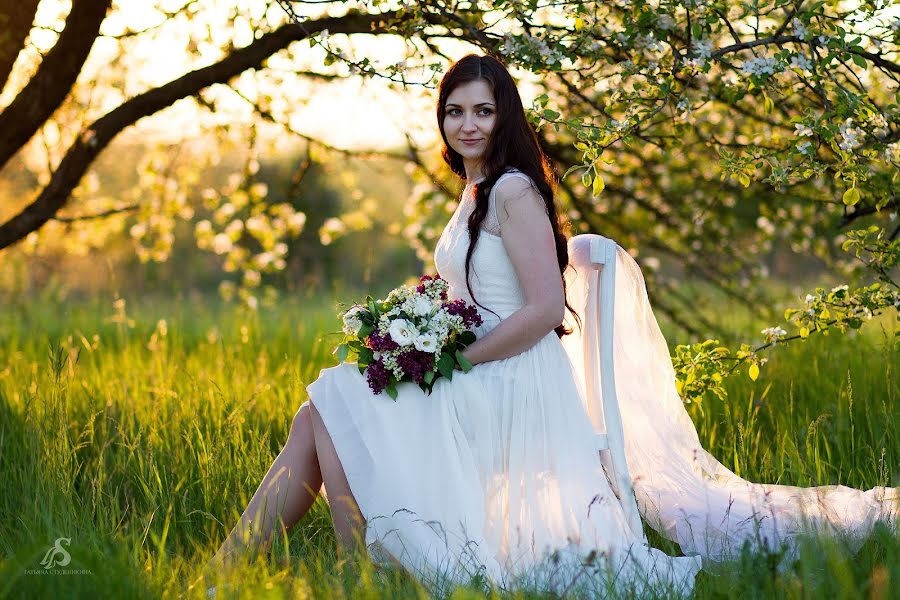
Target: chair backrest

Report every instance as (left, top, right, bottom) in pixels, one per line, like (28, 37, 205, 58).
(585, 235, 644, 538)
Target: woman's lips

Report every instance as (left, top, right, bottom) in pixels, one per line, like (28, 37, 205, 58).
(461, 139, 482, 146)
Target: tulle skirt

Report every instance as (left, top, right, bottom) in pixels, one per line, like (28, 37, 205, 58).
(304, 324, 702, 597)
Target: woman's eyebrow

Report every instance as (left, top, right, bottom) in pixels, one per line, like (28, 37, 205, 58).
(445, 102, 495, 108)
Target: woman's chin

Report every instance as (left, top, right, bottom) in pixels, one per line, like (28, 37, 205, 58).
(456, 148, 484, 160)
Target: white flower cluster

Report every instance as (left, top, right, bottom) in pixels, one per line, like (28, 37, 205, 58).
(839, 118, 864, 152)
(761, 326, 787, 343)
(792, 18, 808, 41)
(796, 140, 814, 156)
(885, 142, 900, 163)
(499, 33, 565, 65)
(789, 53, 813, 72)
(639, 33, 664, 53)
(890, 18, 900, 32)
(803, 293, 819, 315)
(741, 55, 782, 77)
(342, 304, 367, 335)
(656, 14, 675, 31)
(794, 122, 814, 137)
(692, 39, 713, 61)
(683, 0, 709, 14)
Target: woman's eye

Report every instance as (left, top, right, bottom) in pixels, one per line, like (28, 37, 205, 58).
(479, 109, 493, 115)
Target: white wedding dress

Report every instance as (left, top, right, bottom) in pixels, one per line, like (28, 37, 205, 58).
(303, 168, 898, 597)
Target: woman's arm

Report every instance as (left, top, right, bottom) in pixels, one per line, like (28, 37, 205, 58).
(461, 177, 565, 366)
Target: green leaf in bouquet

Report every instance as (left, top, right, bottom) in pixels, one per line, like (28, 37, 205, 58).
(423, 370, 435, 384)
(367, 296, 379, 317)
(460, 330, 476, 345)
(358, 323, 375, 338)
(334, 344, 349, 362)
(437, 352, 455, 381)
(385, 383, 398, 400)
(357, 347, 374, 365)
(358, 363, 366, 375)
(455, 349, 473, 372)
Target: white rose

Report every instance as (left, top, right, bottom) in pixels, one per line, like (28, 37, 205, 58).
(412, 296, 433, 317)
(388, 319, 417, 346)
(413, 333, 439, 353)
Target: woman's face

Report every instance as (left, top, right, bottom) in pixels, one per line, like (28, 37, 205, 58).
(443, 80, 496, 163)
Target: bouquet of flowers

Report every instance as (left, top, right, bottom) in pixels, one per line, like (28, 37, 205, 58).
(334, 274, 483, 400)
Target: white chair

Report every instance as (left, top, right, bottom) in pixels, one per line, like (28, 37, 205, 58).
(582, 235, 643, 538)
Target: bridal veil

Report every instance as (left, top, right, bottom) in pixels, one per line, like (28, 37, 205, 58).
(561, 234, 899, 563)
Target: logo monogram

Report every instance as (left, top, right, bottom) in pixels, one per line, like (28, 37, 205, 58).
(39, 537, 71, 569)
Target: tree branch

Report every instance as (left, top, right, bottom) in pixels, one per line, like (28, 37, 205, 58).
(51, 204, 138, 223)
(0, 10, 405, 250)
(0, 0, 112, 172)
(0, 0, 40, 94)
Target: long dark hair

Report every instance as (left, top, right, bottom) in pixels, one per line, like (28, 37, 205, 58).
(436, 53, 580, 338)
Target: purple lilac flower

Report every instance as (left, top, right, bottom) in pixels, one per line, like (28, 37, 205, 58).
(395, 349, 434, 384)
(366, 329, 399, 351)
(365, 358, 391, 394)
(416, 273, 435, 294)
(441, 299, 483, 329)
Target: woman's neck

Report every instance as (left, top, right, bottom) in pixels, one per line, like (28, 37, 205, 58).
(464, 159, 486, 184)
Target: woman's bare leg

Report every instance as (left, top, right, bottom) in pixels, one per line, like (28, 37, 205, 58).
(210, 403, 323, 568)
(308, 401, 367, 558)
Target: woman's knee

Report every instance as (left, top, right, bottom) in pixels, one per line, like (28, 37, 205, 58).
(290, 403, 314, 440)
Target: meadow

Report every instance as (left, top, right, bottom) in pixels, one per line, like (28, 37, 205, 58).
(0, 285, 897, 599)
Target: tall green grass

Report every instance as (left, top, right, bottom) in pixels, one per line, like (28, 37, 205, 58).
(0, 290, 896, 599)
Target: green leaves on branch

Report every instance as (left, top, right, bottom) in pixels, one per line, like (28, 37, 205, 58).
(673, 225, 900, 403)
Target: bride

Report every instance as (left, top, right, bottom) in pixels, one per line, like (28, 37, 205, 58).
(205, 53, 898, 597)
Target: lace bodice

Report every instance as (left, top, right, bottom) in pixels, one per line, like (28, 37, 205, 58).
(433, 169, 536, 330)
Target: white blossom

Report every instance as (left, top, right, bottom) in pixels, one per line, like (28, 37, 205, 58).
(656, 14, 675, 31)
(741, 55, 781, 76)
(412, 295, 434, 317)
(884, 142, 900, 163)
(789, 53, 812, 72)
(342, 305, 366, 335)
(796, 140, 813, 156)
(792, 18, 808, 41)
(839, 118, 864, 152)
(794, 123, 814, 137)
(692, 39, 713, 60)
(761, 326, 787, 339)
